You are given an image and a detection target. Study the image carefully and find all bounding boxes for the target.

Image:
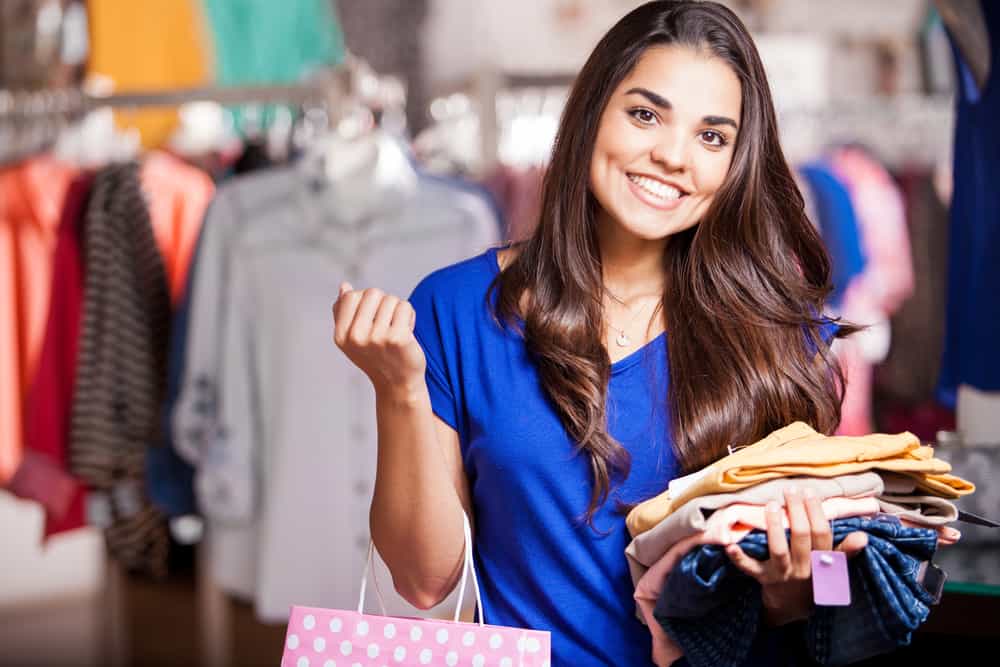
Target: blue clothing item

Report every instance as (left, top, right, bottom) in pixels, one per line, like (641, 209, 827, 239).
(655, 516, 939, 667)
(938, 0, 1000, 402)
(145, 230, 204, 517)
(410, 248, 679, 666)
(799, 163, 867, 309)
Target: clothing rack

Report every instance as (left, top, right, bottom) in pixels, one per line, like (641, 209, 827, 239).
(0, 57, 403, 118)
(1, 57, 403, 667)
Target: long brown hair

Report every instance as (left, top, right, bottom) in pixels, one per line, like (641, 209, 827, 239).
(493, 0, 853, 523)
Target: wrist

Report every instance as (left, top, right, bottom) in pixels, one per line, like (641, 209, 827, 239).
(374, 378, 429, 407)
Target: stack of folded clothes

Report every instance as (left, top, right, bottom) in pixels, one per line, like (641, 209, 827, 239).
(625, 422, 977, 667)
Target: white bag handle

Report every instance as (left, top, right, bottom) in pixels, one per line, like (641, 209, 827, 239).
(358, 512, 484, 626)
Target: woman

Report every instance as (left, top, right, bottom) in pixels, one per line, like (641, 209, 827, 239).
(333, 1, 866, 664)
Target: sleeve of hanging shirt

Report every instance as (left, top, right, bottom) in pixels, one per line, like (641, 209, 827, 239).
(171, 188, 240, 464)
(195, 252, 258, 524)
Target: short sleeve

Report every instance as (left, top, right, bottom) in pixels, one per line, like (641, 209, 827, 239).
(409, 276, 462, 436)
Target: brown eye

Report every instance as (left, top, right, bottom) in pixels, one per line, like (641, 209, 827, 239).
(701, 130, 727, 147)
(629, 108, 658, 125)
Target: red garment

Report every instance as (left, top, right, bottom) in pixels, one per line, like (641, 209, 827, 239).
(10, 175, 93, 538)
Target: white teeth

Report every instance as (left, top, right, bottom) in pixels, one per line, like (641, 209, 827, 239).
(628, 174, 682, 200)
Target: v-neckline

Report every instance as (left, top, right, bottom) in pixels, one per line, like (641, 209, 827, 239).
(488, 246, 667, 375)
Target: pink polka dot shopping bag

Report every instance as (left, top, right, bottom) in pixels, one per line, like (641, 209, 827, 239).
(280, 514, 551, 667)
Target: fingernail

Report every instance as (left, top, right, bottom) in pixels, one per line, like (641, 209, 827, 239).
(766, 501, 780, 514)
(787, 485, 800, 496)
(803, 487, 816, 498)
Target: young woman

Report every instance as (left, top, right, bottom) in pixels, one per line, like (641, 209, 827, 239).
(334, 1, 866, 664)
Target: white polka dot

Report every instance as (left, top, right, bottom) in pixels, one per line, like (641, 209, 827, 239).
(500, 658, 513, 667)
(352, 663, 362, 667)
(517, 636, 526, 652)
(419, 648, 432, 664)
(367, 644, 380, 658)
(313, 637, 326, 652)
(303, 614, 316, 630)
(297, 658, 310, 667)
(340, 641, 352, 656)
(393, 646, 406, 662)
(542, 660, 551, 667)
(410, 626, 422, 641)
(526, 637, 540, 653)
(472, 655, 485, 667)
(357, 621, 369, 636)
(445, 651, 458, 666)
(329, 618, 343, 633)
(435, 628, 449, 644)
(323, 661, 336, 667)
(383, 623, 396, 639)
(287, 634, 300, 650)
(489, 633, 503, 649)
(462, 631, 475, 647)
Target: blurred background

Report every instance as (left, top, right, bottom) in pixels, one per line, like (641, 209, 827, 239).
(1, 0, 998, 665)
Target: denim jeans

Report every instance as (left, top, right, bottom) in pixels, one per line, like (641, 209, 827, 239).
(653, 516, 939, 667)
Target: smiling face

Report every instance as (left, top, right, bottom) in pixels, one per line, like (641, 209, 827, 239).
(589, 45, 742, 242)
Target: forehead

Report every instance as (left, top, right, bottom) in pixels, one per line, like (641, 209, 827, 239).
(615, 45, 742, 119)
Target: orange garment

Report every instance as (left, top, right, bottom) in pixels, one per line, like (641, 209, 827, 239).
(87, 0, 213, 148)
(141, 152, 215, 303)
(627, 422, 976, 536)
(0, 157, 79, 484)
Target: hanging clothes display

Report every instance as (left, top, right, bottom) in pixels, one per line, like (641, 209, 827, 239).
(200, 0, 344, 133)
(798, 162, 867, 310)
(824, 147, 914, 436)
(69, 162, 172, 578)
(86, 0, 213, 149)
(0, 157, 78, 486)
(171, 131, 500, 620)
(8, 175, 93, 539)
(939, 0, 1000, 403)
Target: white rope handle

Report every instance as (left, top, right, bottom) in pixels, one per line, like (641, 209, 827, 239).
(358, 512, 484, 626)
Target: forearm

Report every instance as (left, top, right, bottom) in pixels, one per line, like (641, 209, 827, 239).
(369, 382, 468, 609)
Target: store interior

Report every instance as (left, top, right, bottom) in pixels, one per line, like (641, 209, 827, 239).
(1, 1, 998, 665)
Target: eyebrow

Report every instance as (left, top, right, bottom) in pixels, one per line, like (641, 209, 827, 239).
(624, 87, 739, 130)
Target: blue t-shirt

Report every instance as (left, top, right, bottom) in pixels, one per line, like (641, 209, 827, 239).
(410, 247, 677, 666)
(409, 247, 832, 665)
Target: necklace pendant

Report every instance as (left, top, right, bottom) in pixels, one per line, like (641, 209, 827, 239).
(615, 331, 631, 347)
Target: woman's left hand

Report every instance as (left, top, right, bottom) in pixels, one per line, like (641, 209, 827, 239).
(724, 487, 869, 626)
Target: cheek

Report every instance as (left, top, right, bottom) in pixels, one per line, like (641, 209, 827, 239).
(695, 154, 733, 196)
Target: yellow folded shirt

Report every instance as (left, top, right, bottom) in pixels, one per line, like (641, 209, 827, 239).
(627, 422, 975, 537)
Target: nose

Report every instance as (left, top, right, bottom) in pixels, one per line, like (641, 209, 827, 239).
(649, 128, 689, 172)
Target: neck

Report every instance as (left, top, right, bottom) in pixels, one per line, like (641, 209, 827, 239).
(596, 215, 668, 301)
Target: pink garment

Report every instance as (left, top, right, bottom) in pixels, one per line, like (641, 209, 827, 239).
(700, 496, 881, 544)
(634, 496, 880, 667)
(828, 147, 914, 437)
(828, 147, 914, 316)
(0, 156, 78, 484)
(141, 151, 215, 304)
(834, 332, 873, 436)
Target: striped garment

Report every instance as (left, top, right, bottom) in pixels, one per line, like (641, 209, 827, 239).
(69, 162, 170, 578)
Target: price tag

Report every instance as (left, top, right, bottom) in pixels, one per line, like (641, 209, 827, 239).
(811, 550, 851, 606)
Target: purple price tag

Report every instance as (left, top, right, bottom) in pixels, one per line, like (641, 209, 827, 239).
(811, 550, 851, 606)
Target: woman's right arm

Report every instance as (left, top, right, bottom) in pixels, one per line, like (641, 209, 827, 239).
(333, 283, 472, 610)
